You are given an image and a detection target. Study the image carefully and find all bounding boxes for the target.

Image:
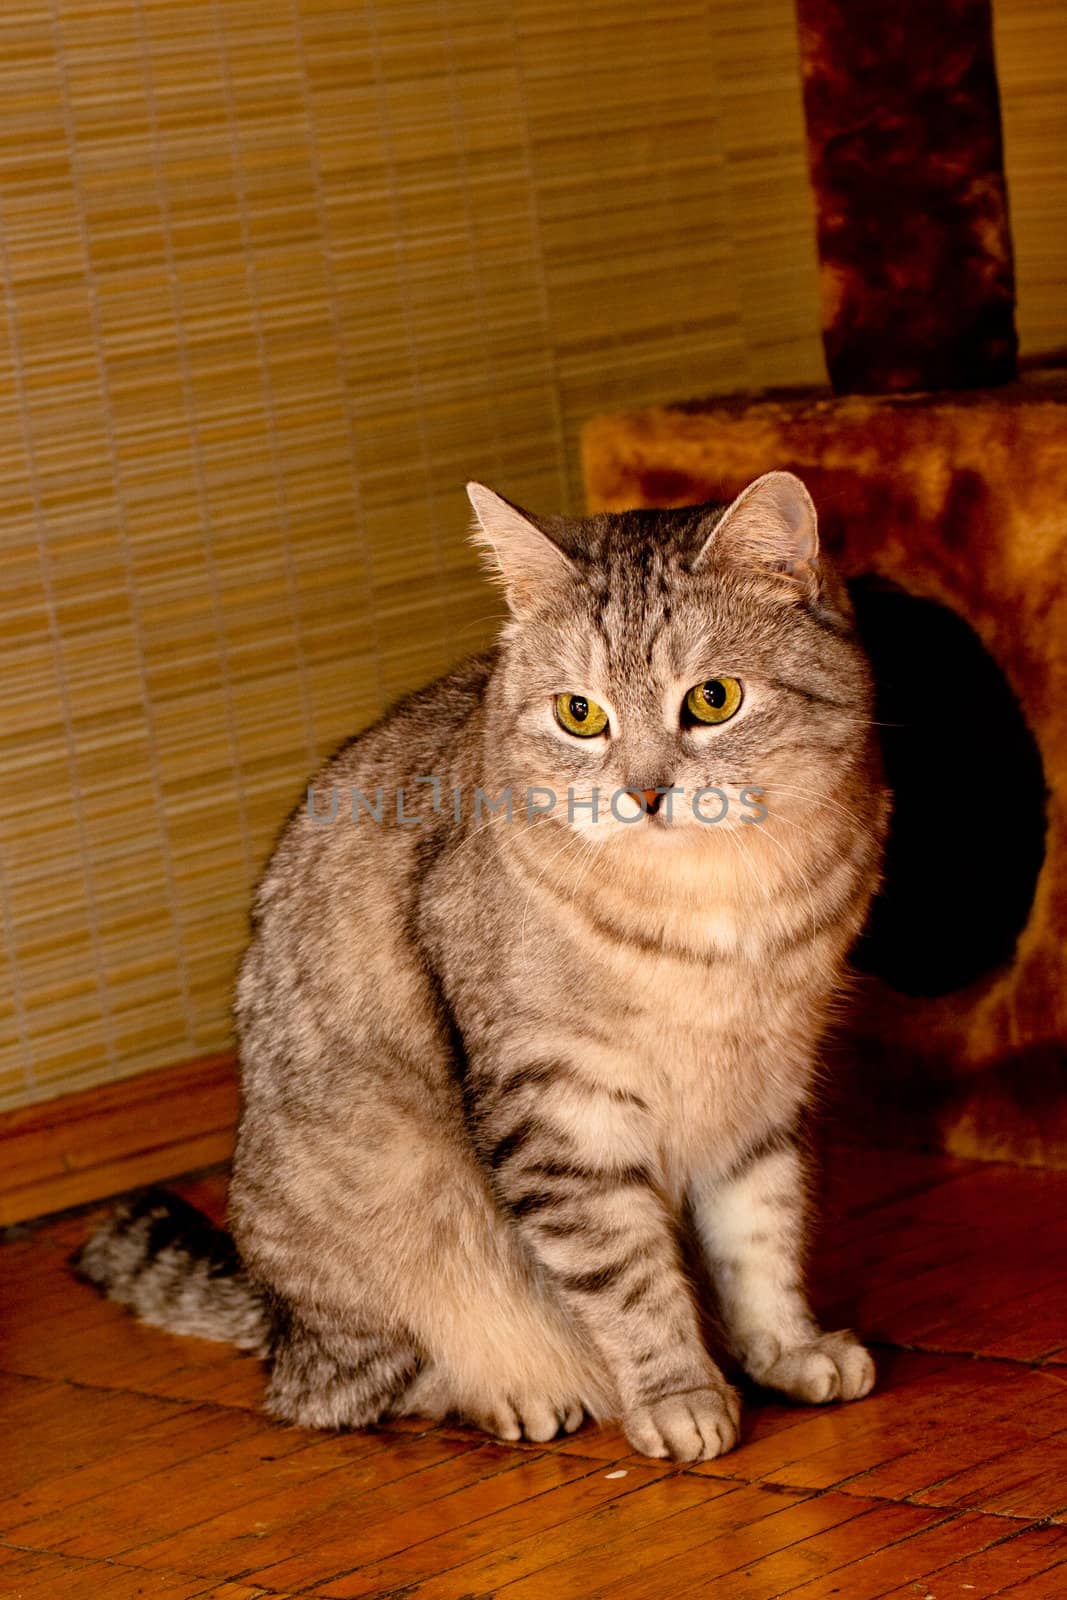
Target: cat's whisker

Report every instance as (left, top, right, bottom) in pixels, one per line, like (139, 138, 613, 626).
(722, 821, 769, 908)
(566, 829, 603, 911)
(518, 822, 590, 972)
(444, 612, 509, 644)
(758, 820, 820, 944)
(447, 802, 517, 867)
(762, 782, 882, 845)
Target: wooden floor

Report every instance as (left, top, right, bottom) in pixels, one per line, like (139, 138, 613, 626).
(4, 1146, 1067, 1599)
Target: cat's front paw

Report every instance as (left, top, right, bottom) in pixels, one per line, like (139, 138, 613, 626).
(624, 1382, 740, 1461)
(473, 1394, 585, 1444)
(750, 1329, 875, 1405)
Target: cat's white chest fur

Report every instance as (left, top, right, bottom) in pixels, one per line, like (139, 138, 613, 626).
(524, 959, 808, 1206)
(622, 1003, 804, 1198)
(504, 830, 823, 1196)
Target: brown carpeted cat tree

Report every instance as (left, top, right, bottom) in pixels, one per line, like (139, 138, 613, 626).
(582, 0, 1067, 1168)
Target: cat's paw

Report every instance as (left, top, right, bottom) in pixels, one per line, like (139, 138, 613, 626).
(624, 1382, 741, 1461)
(474, 1394, 585, 1444)
(751, 1329, 875, 1405)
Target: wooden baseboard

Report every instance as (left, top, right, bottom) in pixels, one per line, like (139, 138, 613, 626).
(0, 1054, 239, 1228)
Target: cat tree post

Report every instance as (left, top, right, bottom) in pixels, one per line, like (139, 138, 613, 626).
(582, 0, 1067, 1167)
(797, 0, 1016, 393)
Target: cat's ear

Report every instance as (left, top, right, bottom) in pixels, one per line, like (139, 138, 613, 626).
(693, 471, 819, 590)
(466, 483, 576, 614)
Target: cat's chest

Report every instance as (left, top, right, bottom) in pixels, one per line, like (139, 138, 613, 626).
(579, 894, 808, 1047)
(563, 839, 820, 979)
(569, 1050, 790, 1212)
(586, 987, 804, 1186)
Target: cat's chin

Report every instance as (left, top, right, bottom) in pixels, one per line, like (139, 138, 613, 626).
(589, 817, 744, 849)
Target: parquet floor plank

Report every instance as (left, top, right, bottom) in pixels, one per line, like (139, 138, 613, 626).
(397, 1481, 812, 1600)
(781, 1510, 1027, 1600)
(308, 1456, 679, 1598)
(590, 1491, 908, 1600)
(135, 1442, 580, 1584)
(0, 1543, 270, 1598)
(876, 1521, 1067, 1598)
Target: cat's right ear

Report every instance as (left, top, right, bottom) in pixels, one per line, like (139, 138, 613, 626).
(466, 483, 576, 615)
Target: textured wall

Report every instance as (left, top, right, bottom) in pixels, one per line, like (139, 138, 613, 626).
(0, 0, 1063, 1109)
(0, 0, 822, 1107)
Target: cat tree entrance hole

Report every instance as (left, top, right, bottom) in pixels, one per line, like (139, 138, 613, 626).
(847, 580, 1046, 998)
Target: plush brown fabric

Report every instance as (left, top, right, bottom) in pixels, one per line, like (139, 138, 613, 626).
(796, 0, 1017, 393)
(583, 375, 1067, 1166)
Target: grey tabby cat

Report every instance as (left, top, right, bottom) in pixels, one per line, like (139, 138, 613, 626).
(78, 471, 888, 1462)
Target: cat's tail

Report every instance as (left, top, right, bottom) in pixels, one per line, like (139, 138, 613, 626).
(73, 1187, 270, 1355)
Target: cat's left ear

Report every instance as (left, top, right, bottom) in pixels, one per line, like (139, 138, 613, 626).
(693, 471, 820, 592)
(467, 483, 577, 614)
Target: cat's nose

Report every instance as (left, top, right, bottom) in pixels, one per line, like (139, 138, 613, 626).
(626, 787, 664, 815)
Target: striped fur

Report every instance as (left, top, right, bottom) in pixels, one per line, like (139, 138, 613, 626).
(78, 474, 887, 1460)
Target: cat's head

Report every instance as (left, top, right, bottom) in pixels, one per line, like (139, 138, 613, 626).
(468, 473, 876, 846)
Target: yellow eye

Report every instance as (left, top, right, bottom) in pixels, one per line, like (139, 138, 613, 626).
(555, 692, 609, 738)
(685, 677, 743, 725)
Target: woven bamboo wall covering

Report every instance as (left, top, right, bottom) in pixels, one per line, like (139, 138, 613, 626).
(0, 0, 1062, 1108)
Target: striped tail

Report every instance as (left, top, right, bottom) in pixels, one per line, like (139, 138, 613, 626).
(73, 1188, 269, 1354)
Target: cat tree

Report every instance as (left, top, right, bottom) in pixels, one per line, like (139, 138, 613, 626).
(583, 0, 1067, 1167)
